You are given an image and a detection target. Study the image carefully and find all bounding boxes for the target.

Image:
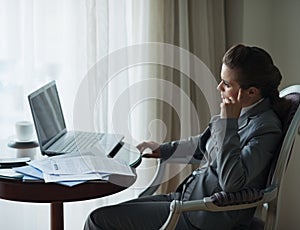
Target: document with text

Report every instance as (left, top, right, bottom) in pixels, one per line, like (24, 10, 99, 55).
(25, 151, 135, 184)
(48, 155, 135, 176)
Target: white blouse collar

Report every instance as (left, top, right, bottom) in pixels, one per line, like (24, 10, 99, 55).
(240, 98, 264, 117)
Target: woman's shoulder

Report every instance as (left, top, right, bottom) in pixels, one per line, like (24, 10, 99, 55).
(252, 108, 282, 130)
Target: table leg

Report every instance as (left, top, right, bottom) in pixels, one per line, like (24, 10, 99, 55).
(51, 202, 64, 230)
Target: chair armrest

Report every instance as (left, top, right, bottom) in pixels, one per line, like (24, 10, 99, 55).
(160, 186, 278, 230)
(139, 158, 203, 197)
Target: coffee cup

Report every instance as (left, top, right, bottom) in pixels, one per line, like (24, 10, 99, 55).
(16, 148, 36, 159)
(15, 121, 34, 142)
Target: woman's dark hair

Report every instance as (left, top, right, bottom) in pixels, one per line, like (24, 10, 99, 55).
(222, 44, 289, 122)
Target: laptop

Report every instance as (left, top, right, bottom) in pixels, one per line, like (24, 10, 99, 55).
(28, 81, 124, 156)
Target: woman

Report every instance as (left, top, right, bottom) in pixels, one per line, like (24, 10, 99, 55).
(84, 44, 285, 229)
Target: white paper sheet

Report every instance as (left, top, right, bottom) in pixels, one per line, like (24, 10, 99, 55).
(13, 165, 89, 186)
(42, 171, 104, 183)
(23, 152, 135, 184)
(41, 155, 135, 176)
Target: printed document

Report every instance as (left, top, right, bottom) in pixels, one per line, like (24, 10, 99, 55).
(48, 155, 135, 176)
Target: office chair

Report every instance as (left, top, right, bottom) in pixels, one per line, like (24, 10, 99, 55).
(139, 85, 300, 230)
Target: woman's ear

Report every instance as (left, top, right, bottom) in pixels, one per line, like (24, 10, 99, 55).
(241, 87, 262, 106)
(247, 86, 261, 98)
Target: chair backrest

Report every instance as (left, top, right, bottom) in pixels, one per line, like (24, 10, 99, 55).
(264, 85, 300, 229)
(274, 85, 300, 181)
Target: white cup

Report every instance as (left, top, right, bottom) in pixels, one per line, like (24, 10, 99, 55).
(16, 148, 36, 159)
(15, 121, 34, 142)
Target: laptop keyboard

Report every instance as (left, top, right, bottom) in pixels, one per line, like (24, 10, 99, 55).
(48, 132, 104, 153)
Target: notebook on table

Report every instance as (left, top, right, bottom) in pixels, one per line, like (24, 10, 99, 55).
(28, 81, 124, 156)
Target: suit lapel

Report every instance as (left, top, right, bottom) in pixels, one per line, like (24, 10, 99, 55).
(238, 98, 272, 130)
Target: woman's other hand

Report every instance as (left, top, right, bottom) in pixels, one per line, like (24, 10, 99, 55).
(136, 141, 161, 158)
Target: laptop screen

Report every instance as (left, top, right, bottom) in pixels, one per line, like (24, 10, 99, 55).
(28, 81, 66, 152)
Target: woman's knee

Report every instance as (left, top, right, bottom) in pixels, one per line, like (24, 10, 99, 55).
(84, 208, 107, 230)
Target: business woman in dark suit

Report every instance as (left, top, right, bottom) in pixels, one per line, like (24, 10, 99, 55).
(84, 44, 287, 230)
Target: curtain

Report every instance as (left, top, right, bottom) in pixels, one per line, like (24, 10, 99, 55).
(0, 0, 88, 139)
(0, 0, 226, 229)
(145, 0, 226, 193)
(0, 0, 141, 229)
(0, 1, 92, 227)
(100, 0, 225, 195)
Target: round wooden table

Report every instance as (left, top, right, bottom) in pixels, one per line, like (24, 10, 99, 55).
(0, 142, 141, 230)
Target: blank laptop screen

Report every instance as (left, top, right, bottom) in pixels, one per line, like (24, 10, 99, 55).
(28, 81, 66, 148)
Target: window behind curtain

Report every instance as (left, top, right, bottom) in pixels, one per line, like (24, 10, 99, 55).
(0, 0, 123, 140)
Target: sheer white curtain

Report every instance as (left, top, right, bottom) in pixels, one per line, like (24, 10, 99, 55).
(0, 0, 147, 229)
(0, 0, 225, 229)
(120, 0, 225, 193)
(0, 0, 88, 139)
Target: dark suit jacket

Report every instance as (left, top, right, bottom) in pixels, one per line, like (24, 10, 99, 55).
(160, 99, 282, 229)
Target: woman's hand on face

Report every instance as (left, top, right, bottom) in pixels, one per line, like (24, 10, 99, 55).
(136, 141, 161, 158)
(220, 88, 243, 119)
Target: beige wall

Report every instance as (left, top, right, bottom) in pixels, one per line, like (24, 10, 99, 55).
(226, 0, 300, 88)
(226, 0, 300, 229)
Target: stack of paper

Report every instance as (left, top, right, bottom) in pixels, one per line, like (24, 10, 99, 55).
(13, 152, 135, 187)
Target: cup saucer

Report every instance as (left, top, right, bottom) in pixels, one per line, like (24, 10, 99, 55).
(7, 136, 39, 149)
(14, 138, 36, 144)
